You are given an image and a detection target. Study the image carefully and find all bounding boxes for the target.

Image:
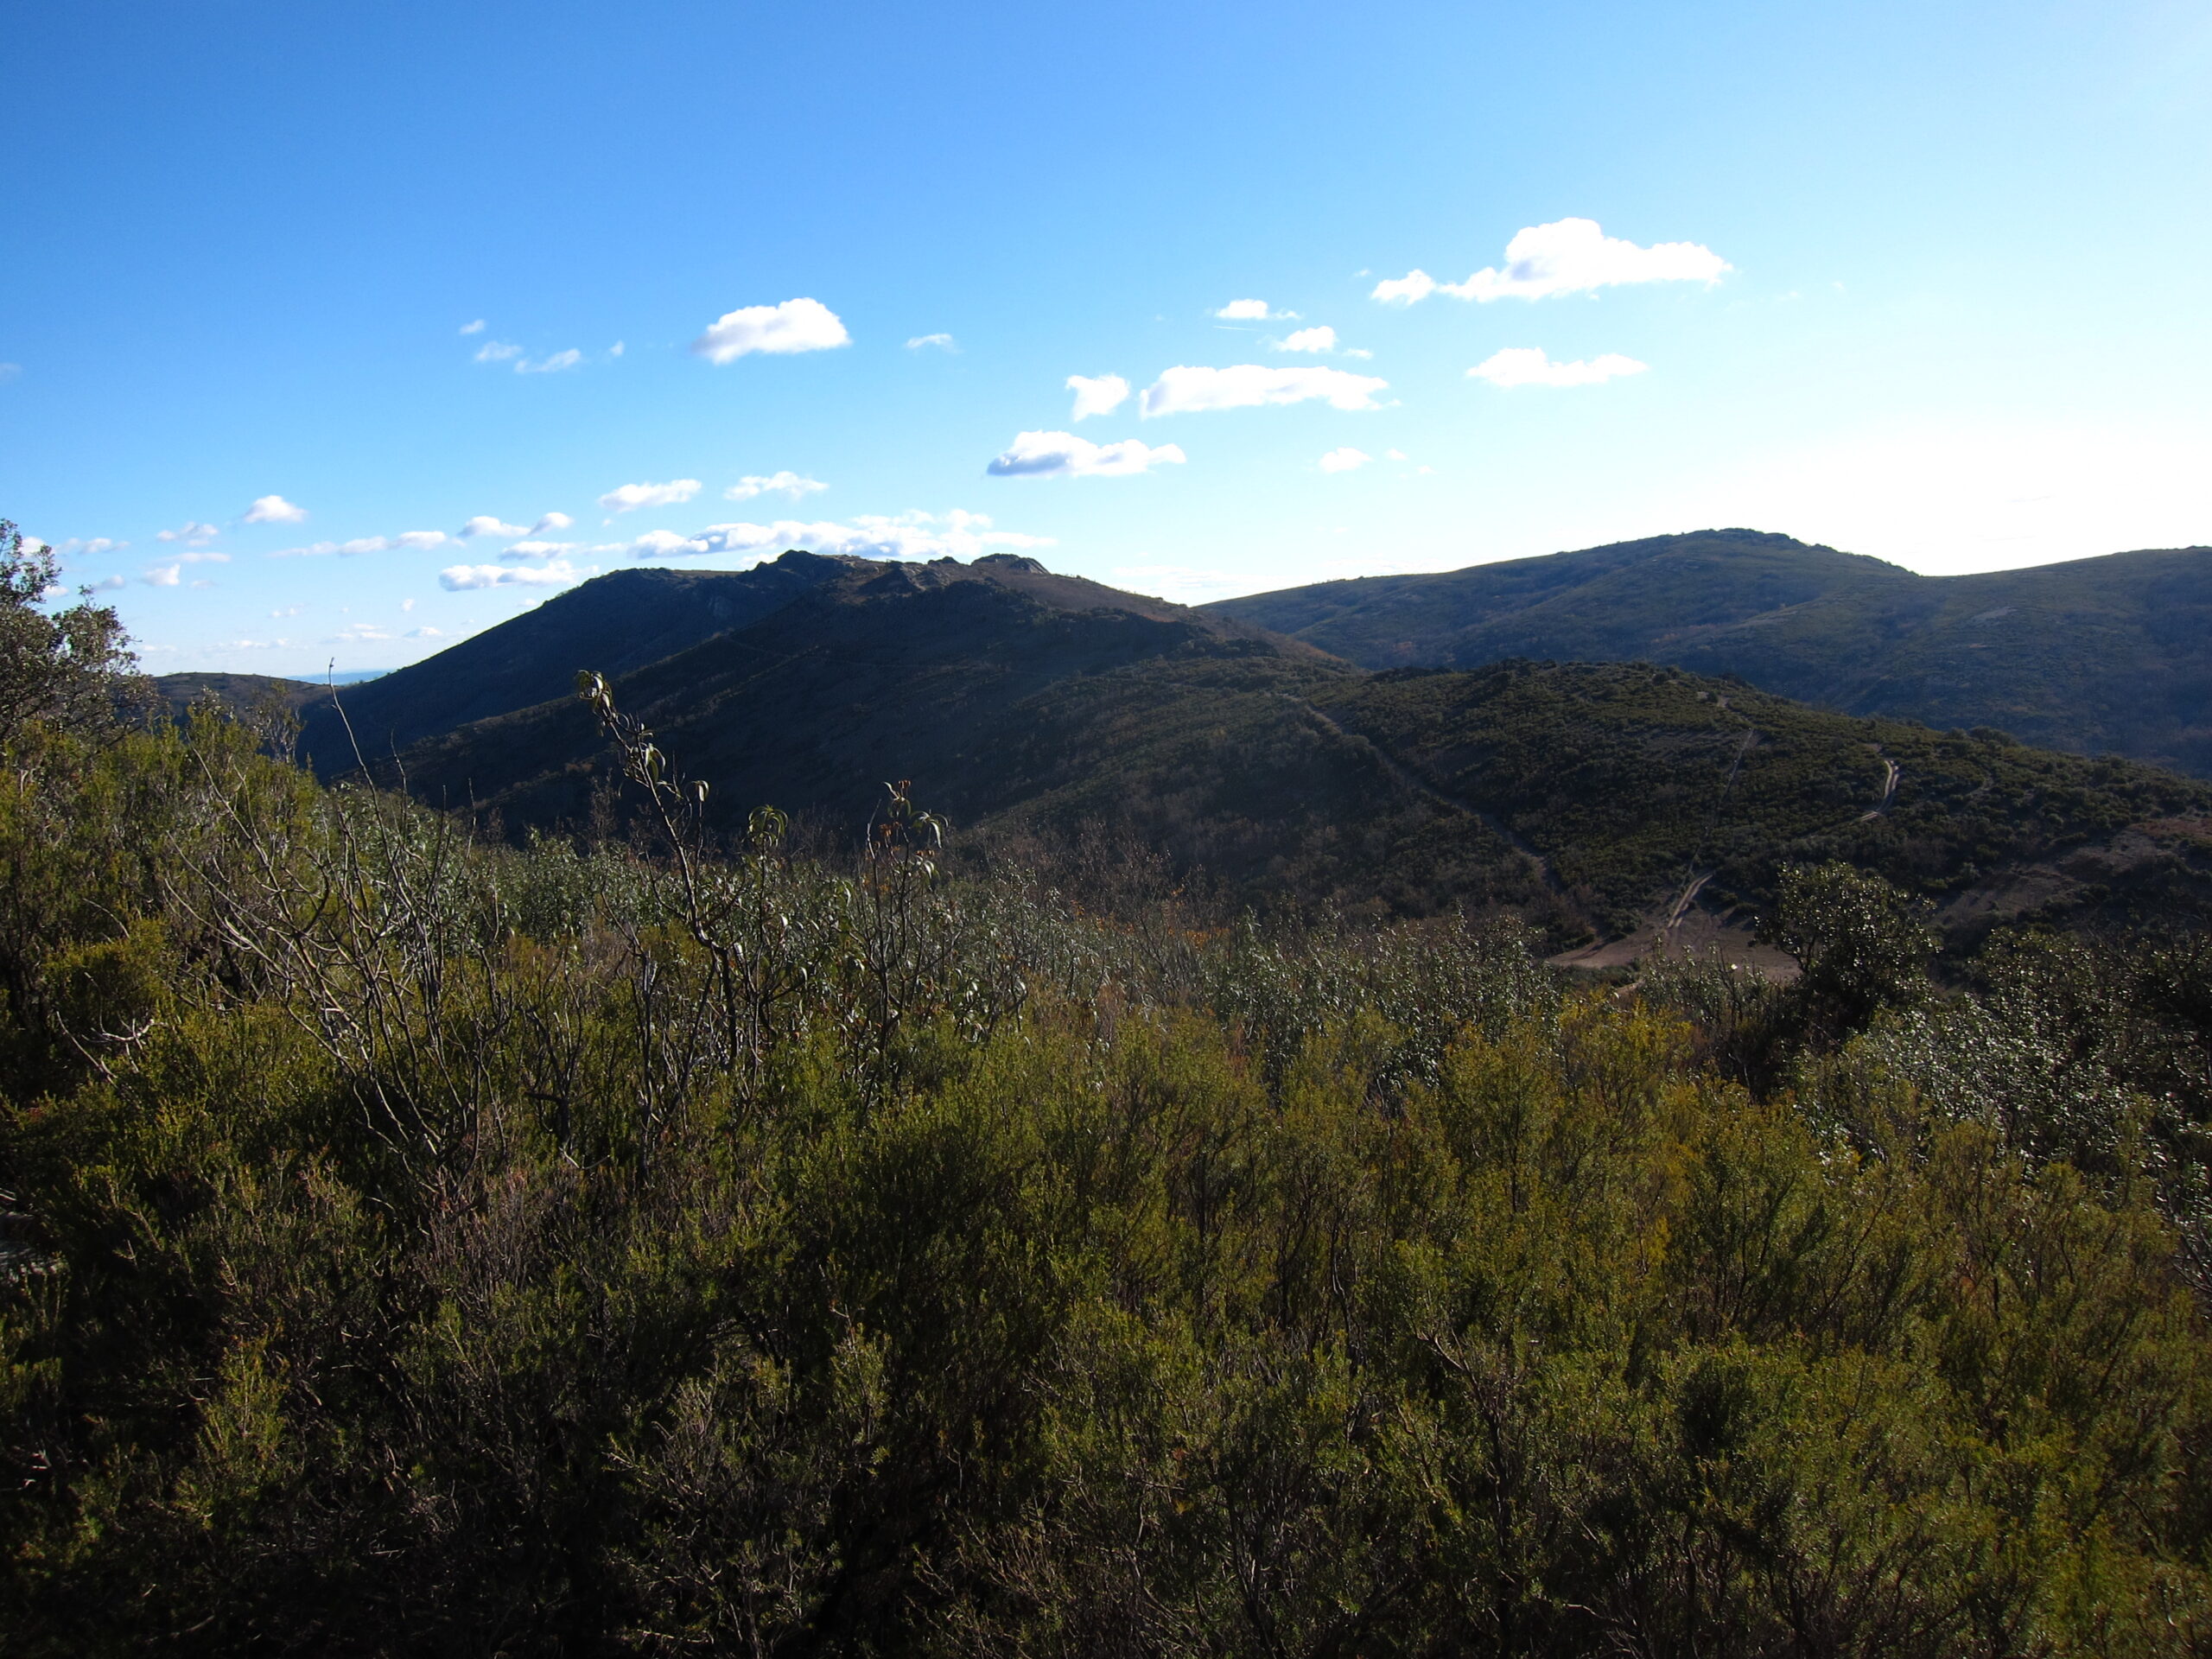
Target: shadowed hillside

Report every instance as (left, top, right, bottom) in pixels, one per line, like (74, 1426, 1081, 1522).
(294, 554, 870, 772)
(1204, 529, 2212, 775)
(369, 556, 2212, 954)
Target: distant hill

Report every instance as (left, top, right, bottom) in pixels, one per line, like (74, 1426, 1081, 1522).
(293, 554, 875, 772)
(152, 672, 326, 720)
(362, 554, 2212, 954)
(1202, 530, 2212, 777)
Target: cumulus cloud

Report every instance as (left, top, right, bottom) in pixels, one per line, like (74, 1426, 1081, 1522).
(1466, 346, 1649, 387)
(244, 494, 308, 524)
(1139, 365, 1389, 417)
(474, 340, 524, 363)
(143, 563, 182, 587)
(599, 479, 702, 514)
(517, 348, 582, 374)
(460, 512, 571, 540)
(609, 341, 625, 357)
(175, 550, 231, 563)
(631, 510, 1053, 565)
(1318, 448, 1370, 474)
(438, 560, 589, 591)
(1272, 327, 1338, 354)
(460, 319, 486, 335)
(692, 297, 850, 364)
(725, 472, 828, 502)
(1067, 373, 1130, 422)
(327, 623, 395, 643)
(500, 540, 576, 560)
(90, 574, 126, 591)
(157, 521, 220, 545)
(1373, 218, 1731, 305)
(56, 537, 128, 556)
(906, 333, 957, 352)
(1213, 299, 1297, 321)
(987, 431, 1186, 479)
(408, 626, 445, 639)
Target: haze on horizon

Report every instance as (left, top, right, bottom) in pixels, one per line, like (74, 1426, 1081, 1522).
(4, 0, 2208, 677)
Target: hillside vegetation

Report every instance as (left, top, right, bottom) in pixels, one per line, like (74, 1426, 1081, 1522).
(360, 559, 2212, 953)
(13, 521, 2212, 1652)
(4, 679, 2212, 1652)
(1205, 530, 2212, 777)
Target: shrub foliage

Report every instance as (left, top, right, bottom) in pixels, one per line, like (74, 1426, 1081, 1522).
(1, 680, 2209, 1655)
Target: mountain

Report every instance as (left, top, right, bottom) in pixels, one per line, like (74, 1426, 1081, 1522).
(153, 671, 327, 720)
(1202, 530, 2212, 777)
(293, 553, 875, 772)
(365, 554, 2212, 955)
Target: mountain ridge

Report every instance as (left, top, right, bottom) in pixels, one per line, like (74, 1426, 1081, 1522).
(1203, 529, 2212, 775)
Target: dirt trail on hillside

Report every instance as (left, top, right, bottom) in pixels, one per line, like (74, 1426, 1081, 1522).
(1285, 696, 1569, 901)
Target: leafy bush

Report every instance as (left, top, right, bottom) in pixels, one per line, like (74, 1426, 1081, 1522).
(1, 699, 2209, 1654)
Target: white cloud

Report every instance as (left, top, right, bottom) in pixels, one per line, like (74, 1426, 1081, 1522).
(517, 348, 582, 374)
(637, 509, 1053, 564)
(1318, 447, 1371, 474)
(327, 623, 395, 643)
(474, 340, 524, 363)
(599, 479, 702, 514)
(692, 297, 850, 364)
(460, 511, 570, 540)
(408, 626, 445, 639)
(724, 472, 829, 502)
(988, 430, 1186, 479)
(500, 540, 576, 560)
(57, 537, 128, 556)
(460, 319, 486, 335)
(244, 494, 308, 524)
(1467, 347, 1649, 387)
(1370, 270, 1438, 306)
(604, 529, 692, 559)
(906, 333, 958, 352)
(1372, 218, 1731, 305)
(157, 521, 220, 545)
(1273, 327, 1338, 354)
(610, 341, 625, 356)
(90, 574, 126, 591)
(143, 563, 182, 587)
(1386, 448, 1408, 460)
(270, 531, 448, 557)
(175, 550, 231, 563)
(1067, 373, 1130, 422)
(438, 559, 590, 591)
(270, 605, 303, 617)
(1213, 299, 1297, 321)
(0, 363, 21, 382)
(190, 579, 215, 589)
(1110, 563, 1240, 601)
(1139, 364, 1389, 416)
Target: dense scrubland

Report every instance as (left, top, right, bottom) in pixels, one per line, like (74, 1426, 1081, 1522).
(7, 523, 2212, 1655)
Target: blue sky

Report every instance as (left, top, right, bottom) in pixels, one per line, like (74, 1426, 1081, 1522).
(5, 0, 2209, 675)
